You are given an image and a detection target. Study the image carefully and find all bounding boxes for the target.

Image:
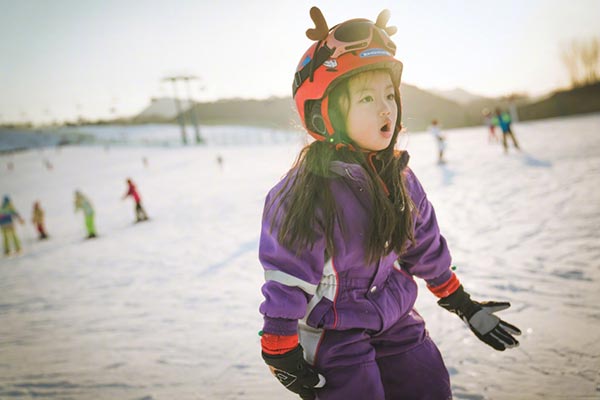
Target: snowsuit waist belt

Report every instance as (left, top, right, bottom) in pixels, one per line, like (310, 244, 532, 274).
(304, 270, 418, 334)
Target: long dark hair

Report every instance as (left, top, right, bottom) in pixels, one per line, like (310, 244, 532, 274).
(269, 70, 415, 264)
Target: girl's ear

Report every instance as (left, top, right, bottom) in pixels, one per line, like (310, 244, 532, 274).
(307, 100, 327, 135)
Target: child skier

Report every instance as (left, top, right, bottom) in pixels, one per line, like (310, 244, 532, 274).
(482, 108, 498, 143)
(258, 8, 521, 400)
(122, 178, 148, 222)
(74, 190, 96, 239)
(429, 119, 446, 164)
(0, 195, 24, 256)
(32, 201, 48, 240)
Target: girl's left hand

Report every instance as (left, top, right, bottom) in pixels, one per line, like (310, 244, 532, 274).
(438, 285, 522, 351)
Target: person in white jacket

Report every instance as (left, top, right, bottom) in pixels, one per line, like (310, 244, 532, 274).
(429, 119, 446, 164)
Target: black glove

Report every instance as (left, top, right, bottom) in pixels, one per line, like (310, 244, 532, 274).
(438, 285, 521, 351)
(262, 344, 326, 400)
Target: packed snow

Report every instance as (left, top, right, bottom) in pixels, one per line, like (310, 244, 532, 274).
(1, 114, 599, 399)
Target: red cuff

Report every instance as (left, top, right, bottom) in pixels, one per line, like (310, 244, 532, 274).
(261, 333, 299, 355)
(427, 272, 460, 298)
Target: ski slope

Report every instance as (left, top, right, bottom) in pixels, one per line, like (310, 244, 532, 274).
(1, 114, 599, 399)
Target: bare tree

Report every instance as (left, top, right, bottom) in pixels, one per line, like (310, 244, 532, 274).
(561, 41, 581, 87)
(581, 38, 599, 84)
(561, 37, 600, 87)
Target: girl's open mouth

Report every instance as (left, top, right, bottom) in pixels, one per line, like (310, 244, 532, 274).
(380, 121, 392, 138)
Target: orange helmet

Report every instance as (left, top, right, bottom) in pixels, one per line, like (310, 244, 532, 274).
(293, 7, 403, 143)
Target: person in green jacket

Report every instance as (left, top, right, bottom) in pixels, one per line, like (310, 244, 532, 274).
(1, 195, 25, 256)
(74, 190, 96, 239)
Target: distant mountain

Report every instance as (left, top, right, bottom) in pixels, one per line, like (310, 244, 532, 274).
(133, 85, 486, 131)
(131, 82, 600, 133)
(428, 88, 490, 104)
(517, 82, 600, 121)
(180, 96, 300, 130)
(134, 97, 192, 122)
(400, 84, 471, 131)
(169, 83, 473, 132)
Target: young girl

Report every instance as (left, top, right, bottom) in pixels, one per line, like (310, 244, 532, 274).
(258, 8, 521, 400)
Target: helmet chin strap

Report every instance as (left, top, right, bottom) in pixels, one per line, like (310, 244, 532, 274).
(320, 96, 333, 134)
(321, 95, 358, 150)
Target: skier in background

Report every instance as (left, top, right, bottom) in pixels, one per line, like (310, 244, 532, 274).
(429, 119, 446, 164)
(122, 178, 149, 223)
(32, 201, 48, 240)
(74, 190, 96, 239)
(1, 195, 25, 256)
(495, 108, 521, 154)
(482, 108, 498, 143)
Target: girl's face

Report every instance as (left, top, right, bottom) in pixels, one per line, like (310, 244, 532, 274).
(344, 70, 397, 152)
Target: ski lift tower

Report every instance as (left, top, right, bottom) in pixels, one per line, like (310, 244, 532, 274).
(162, 76, 188, 145)
(162, 75, 203, 145)
(181, 75, 203, 144)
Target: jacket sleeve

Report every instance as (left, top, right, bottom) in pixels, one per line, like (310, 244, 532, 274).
(399, 168, 454, 288)
(258, 184, 327, 336)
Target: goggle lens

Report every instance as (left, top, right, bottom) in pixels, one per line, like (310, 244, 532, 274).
(328, 21, 395, 59)
(333, 21, 371, 42)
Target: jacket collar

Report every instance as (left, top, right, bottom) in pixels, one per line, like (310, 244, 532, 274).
(329, 161, 370, 185)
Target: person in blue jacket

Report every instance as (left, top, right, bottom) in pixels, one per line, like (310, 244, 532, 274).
(495, 108, 521, 153)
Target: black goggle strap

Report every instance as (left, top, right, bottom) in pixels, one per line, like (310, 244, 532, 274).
(293, 44, 334, 96)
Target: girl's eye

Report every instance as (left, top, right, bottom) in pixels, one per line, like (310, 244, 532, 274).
(387, 93, 396, 101)
(360, 96, 374, 103)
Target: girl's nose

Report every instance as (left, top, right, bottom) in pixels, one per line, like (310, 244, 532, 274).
(380, 104, 391, 116)
(379, 96, 393, 116)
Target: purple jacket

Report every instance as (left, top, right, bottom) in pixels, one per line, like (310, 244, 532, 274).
(259, 159, 452, 336)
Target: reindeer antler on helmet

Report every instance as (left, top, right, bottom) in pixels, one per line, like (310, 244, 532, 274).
(306, 7, 329, 41)
(375, 9, 398, 36)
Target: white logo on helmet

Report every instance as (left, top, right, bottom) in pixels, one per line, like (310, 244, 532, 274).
(360, 48, 391, 58)
(324, 59, 338, 68)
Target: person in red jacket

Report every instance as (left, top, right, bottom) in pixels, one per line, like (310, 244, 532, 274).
(122, 178, 149, 222)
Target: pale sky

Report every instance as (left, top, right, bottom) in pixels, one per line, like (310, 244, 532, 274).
(1, 0, 599, 124)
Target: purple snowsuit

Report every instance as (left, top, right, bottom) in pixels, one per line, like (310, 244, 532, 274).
(259, 160, 453, 399)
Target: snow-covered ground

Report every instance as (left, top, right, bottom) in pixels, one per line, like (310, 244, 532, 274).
(1, 114, 599, 400)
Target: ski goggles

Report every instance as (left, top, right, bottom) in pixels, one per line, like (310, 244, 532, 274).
(326, 19, 396, 58)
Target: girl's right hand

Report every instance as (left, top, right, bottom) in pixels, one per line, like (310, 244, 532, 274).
(262, 344, 326, 399)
